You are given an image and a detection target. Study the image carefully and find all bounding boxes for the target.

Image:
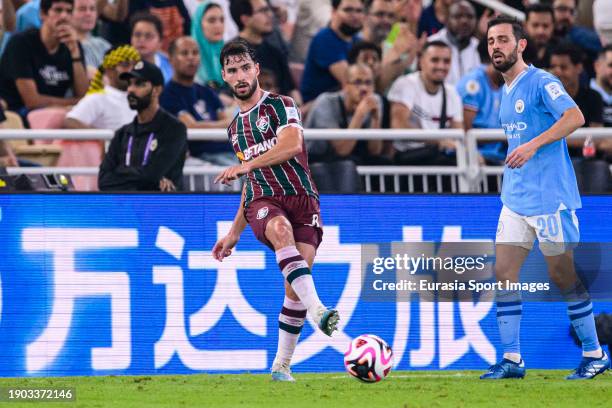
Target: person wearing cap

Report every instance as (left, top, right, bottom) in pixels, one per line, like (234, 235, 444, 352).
(64, 45, 140, 130)
(98, 60, 188, 191)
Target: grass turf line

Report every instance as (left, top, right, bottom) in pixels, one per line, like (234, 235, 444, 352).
(0, 370, 610, 408)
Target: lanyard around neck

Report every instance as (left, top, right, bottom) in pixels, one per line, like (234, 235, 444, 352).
(125, 132, 155, 166)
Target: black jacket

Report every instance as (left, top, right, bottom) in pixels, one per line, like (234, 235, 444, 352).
(99, 108, 187, 191)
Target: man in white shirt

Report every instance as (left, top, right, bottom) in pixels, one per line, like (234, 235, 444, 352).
(64, 45, 139, 130)
(62, 45, 140, 191)
(428, 0, 479, 85)
(388, 40, 463, 164)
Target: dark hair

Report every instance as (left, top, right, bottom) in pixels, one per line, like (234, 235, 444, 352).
(487, 15, 527, 42)
(40, 0, 73, 14)
(421, 40, 451, 54)
(167, 37, 196, 57)
(130, 12, 163, 38)
(230, 0, 253, 31)
(525, 4, 554, 22)
(550, 42, 584, 65)
(347, 41, 382, 63)
(220, 38, 258, 67)
(598, 44, 612, 60)
(332, 0, 364, 10)
(477, 37, 490, 63)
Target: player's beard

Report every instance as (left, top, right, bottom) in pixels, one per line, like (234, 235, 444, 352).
(492, 44, 519, 73)
(127, 90, 153, 112)
(232, 78, 258, 101)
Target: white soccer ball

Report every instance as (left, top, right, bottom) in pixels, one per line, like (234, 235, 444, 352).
(344, 334, 393, 382)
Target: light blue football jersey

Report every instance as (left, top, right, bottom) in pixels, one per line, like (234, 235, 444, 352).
(457, 65, 502, 129)
(499, 65, 581, 216)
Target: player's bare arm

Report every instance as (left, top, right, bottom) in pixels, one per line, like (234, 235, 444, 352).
(212, 184, 248, 261)
(214, 126, 303, 185)
(506, 107, 585, 169)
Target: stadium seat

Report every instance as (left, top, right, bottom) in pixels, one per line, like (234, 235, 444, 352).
(27, 107, 67, 130)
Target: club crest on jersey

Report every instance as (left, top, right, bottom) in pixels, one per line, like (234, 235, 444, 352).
(515, 99, 525, 113)
(466, 79, 480, 95)
(256, 117, 269, 133)
(257, 206, 269, 220)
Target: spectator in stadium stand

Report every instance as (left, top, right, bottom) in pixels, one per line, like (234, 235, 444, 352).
(456, 38, 505, 164)
(288, 0, 331, 63)
(98, 60, 187, 191)
(95, 0, 136, 46)
(191, 1, 225, 89)
(591, 45, 612, 127)
(550, 43, 603, 128)
(0, 105, 18, 168)
(593, 0, 612, 46)
(428, 0, 479, 86)
(361, 0, 395, 48)
(130, 12, 173, 83)
(381, 0, 427, 86)
(72, 0, 110, 72)
(388, 40, 463, 165)
(230, 0, 299, 102)
(64, 44, 139, 130)
(0, 0, 88, 117)
(417, 0, 453, 37)
(15, 0, 41, 32)
(305, 63, 390, 166)
(549, 43, 605, 161)
(553, 0, 601, 59)
(524, 3, 557, 69)
(300, 0, 365, 103)
(347, 41, 391, 125)
(160, 36, 235, 166)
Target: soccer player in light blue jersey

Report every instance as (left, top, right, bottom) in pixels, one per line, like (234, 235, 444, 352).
(480, 16, 610, 380)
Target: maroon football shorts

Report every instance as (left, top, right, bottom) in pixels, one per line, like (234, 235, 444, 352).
(244, 195, 323, 251)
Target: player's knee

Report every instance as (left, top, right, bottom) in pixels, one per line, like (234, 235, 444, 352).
(495, 262, 517, 283)
(267, 217, 294, 247)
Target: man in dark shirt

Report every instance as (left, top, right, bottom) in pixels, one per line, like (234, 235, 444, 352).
(301, 0, 364, 103)
(99, 60, 187, 191)
(550, 43, 604, 158)
(230, 0, 300, 102)
(0, 0, 88, 114)
(160, 36, 234, 165)
(524, 4, 557, 69)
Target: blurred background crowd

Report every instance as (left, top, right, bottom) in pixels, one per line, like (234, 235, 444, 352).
(0, 0, 610, 192)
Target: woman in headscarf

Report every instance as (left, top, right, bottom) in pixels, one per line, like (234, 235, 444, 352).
(191, 1, 225, 89)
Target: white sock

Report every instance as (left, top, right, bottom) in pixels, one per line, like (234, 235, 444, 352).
(503, 353, 522, 364)
(276, 246, 324, 317)
(274, 296, 306, 367)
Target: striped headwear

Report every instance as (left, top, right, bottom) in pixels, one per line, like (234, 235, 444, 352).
(87, 45, 141, 95)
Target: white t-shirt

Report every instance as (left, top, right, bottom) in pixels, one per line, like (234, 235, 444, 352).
(66, 86, 136, 130)
(387, 71, 463, 151)
(428, 28, 480, 86)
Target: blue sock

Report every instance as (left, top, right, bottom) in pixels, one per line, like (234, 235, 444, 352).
(564, 282, 600, 353)
(496, 289, 522, 355)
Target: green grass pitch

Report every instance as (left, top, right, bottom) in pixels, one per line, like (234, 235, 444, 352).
(1, 371, 611, 407)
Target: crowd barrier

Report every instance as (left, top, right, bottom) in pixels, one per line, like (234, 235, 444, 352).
(0, 194, 610, 377)
(1, 128, 611, 193)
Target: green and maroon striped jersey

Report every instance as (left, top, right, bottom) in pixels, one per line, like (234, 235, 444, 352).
(227, 91, 319, 207)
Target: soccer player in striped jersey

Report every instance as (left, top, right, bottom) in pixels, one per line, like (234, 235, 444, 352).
(212, 39, 339, 382)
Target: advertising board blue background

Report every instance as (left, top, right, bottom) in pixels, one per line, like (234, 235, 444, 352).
(0, 194, 610, 377)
